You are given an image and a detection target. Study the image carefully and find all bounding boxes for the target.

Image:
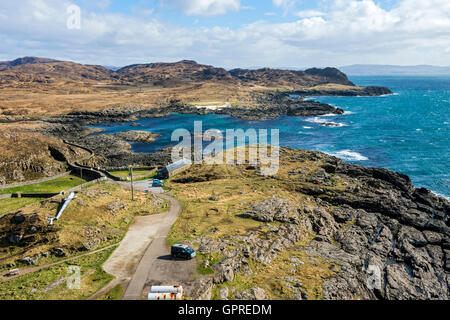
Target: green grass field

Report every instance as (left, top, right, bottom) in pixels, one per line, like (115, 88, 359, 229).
(109, 169, 156, 181)
(0, 175, 87, 194)
(0, 198, 45, 215)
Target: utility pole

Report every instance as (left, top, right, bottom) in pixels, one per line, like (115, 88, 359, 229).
(130, 166, 134, 201)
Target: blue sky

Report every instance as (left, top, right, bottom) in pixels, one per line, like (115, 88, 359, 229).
(81, 0, 397, 29)
(0, 0, 449, 68)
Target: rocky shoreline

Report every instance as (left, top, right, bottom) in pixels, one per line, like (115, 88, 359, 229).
(177, 148, 450, 300)
(46, 91, 347, 124)
(34, 89, 394, 169)
(35, 91, 349, 167)
(290, 85, 393, 97)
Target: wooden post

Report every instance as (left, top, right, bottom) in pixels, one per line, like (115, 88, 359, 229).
(130, 166, 134, 201)
(80, 168, 83, 181)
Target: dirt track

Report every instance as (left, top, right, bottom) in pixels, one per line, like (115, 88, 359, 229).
(91, 183, 195, 300)
(121, 192, 196, 300)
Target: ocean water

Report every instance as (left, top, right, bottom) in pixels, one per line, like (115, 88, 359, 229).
(91, 76, 450, 199)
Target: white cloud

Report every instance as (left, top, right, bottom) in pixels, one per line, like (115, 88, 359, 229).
(272, 0, 294, 7)
(272, 0, 296, 10)
(162, 0, 241, 16)
(294, 10, 325, 18)
(0, 0, 450, 68)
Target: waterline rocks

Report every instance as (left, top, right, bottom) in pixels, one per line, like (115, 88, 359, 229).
(115, 131, 161, 143)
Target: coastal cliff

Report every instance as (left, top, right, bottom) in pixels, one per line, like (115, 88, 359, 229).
(166, 148, 450, 300)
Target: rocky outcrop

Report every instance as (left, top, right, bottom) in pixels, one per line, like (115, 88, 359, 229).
(229, 66, 354, 88)
(304, 67, 355, 86)
(239, 196, 300, 224)
(115, 131, 161, 144)
(235, 287, 266, 300)
(186, 148, 449, 300)
(0, 128, 90, 184)
(190, 276, 214, 300)
(107, 201, 128, 216)
(290, 85, 392, 96)
(1, 212, 52, 247)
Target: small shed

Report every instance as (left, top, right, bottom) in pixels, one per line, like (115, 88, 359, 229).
(158, 158, 192, 179)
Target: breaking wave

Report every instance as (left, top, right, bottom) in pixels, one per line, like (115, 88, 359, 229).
(331, 150, 369, 161)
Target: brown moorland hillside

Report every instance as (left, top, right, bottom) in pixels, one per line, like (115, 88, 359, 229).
(0, 57, 384, 119)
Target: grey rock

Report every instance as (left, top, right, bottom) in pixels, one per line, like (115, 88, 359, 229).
(80, 238, 101, 251)
(219, 287, 229, 300)
(8, 233, 22, 244)
(190, 276, 214, 300)
(239, 196, 299, 223)
(12, 214, 26, 224)
(52, 248, 66, 257)
(19, 254, 41, 265)
(107, 201, 128, 215)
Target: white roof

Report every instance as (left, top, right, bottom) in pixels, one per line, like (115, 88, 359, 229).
(165, 158, 192, 172)
(172, 244, 189, 249)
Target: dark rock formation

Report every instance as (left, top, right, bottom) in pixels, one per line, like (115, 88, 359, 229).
(290, 85, 392, 96)
(115, 131, 161, 143)
(188, 148, 449, 300)
(304, 67, 354, 86)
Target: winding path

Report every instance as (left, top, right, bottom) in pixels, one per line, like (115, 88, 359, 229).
(90, 183, 195, 300)
(2, 137, 195, 300)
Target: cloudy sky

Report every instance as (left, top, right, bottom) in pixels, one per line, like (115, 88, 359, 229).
(0, 0, 449, 68)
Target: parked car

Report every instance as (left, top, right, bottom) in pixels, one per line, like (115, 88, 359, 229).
(171, 244, 196, 259)
(152, 179, 163, 187)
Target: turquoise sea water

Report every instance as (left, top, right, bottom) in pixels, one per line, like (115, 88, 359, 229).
(92, 76, 450, 199)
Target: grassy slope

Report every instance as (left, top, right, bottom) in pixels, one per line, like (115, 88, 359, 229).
(0, 182, 169, 300)
(0, 247, 116, 300)
(0, 175, 87, 194)
(0, 198, 45, 215)
(166, 150, 348, 299)
(109, 169, 156, 180)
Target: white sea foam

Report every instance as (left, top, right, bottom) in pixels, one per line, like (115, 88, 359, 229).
(379, 92, 399, 97)
(432, 191, 450, 201)
(305, 116, 323, 124)
(332, 150, 369, 161)
(302, 126, 313, 129)
(305, 117, 347, 127)
(326, 122, 347, 127)
(319, 113, 337, 117)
